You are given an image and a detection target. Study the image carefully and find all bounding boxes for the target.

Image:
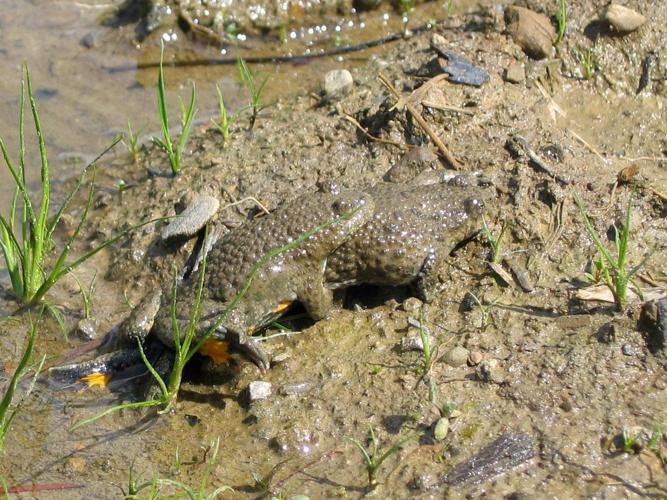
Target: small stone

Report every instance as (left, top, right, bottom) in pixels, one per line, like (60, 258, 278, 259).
(468, 350, 483, 366)
(80, 31, 99, 48)
(322, 69, 353, 101)
(161, 194, 219, 241)
(434, 417, 450, 441)
(246, 381, 272, 402)
(604, 4, 646, 33)
(443, 346, 470, 367)
(476, 359, 505, 384)
(504, 6, 556, 59)
(75, 317, 100, 341)
(621, 343, 638, 356)
(504, 62, 525, 83)
(401, 334, 425, 352)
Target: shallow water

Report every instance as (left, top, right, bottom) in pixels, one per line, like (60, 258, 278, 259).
(0, 0, 456, 213)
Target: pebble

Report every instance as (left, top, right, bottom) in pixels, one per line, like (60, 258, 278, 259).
(504, 6, 556, 59)
(604, 4, 646, 33)
(434, 417, 450, 441)
(400, 334, 426, 352)
(322, 69, 353, 101)
(504, 62, 525, 83)
(161, 194, 219, 241)
(80, 31, 99, 48)
(443, 346, 470, 367)
(75, 317, 100, 341)
(246, 381, 272, 402)
(468, 350, 483, 366)
(621, 343, 638, 356)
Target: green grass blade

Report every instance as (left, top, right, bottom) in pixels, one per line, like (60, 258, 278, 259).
(135, 338, 169, 399)
(175, 83, 197, 165)
(157, 42, 172, 151)
(0, 215, 23, 296)
(575, 194, 616, 268)
(0, 316, 38, 450)
(25, 67, 51, 298)
(32, 217, 167, 304)
(70, 399, 162, 431)
(47, 136, 121, 240)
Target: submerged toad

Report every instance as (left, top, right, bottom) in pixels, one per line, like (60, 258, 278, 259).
(51, 177, 486, 380)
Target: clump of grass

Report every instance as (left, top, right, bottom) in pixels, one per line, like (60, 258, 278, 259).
(417, 314, 438, 375)
(576, 47, 596, 80)
(0, 66, 133, 306)
(466, 291, 499, 328)
(481, 216, 508, 264)
(555, 0, 567, 45)
(71, 273, 96, 320)
(648, 425, 667, 465)
(346, 427, 414, 489)
(73, 208, 363, 428)
(575, 192, 651, 311)
(126, 437, 232, 498)
(153, 41, 198, 175)
(212, 84, 245, 145)
(237, 56, 269, 130)
(0, 315, 46, 452)
(123, 120, 144, 163)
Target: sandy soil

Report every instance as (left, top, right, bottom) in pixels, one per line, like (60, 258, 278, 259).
(0, 0, 666, 498)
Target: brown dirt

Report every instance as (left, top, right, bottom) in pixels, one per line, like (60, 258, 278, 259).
(1, 0, 666, 498)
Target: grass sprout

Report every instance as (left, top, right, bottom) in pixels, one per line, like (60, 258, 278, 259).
(71, 273, 96, 320)
(0, 315, 46, 452)
(482, 216, 507, 264)
(467, 291, 500, 328)
(417, 313, 438, 376)
(237, 56, 269, 129)
(555, 0, 567, 45)
(346, 427, 414, 489)
(72, 207, 364, 428)
(153, 41, 198, 175)
(576, 192, 651, 311)
(212, 84, 246, 145)
(125, 437, 232, 499)
(0, 66, 144, 306)
(124, 120, 144, 163)
(576, 47, 596, 80)
(648, 425, 667, 465)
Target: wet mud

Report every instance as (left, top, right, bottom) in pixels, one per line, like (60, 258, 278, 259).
(1, 0, 666, 498)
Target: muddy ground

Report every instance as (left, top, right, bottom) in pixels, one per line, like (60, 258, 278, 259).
(1, 0, 666, 498)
